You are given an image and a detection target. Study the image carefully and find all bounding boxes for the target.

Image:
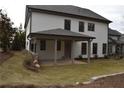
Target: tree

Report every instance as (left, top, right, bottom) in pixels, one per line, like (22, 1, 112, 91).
(0, 9, 15, 52)
(12, 24, 26, 50)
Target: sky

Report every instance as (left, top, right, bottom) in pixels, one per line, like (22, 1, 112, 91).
(0, 0, 124, 33)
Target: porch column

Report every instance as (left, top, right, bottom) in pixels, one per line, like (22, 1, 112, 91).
(71, 40, 75, 64)
(54, 39, 57, 64)
(87, 39, 91, 63)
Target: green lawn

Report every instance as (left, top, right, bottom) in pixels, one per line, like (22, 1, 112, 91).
(1, 51, 124, 86)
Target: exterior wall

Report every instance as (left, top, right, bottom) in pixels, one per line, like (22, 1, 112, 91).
(25, 18, 31, 50)
(108, 35, 124, 55)
(120, 36, 124, 41)
(30, 12, 108, 59)
(112, 45, 116, 54)
(120, 36, 124, 55)
(108, 44, 116, 55)
(122, 45, 124, 55)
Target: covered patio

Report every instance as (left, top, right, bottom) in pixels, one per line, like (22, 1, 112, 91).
(108, 37, 124, 56)
(28, 28, 95, 64)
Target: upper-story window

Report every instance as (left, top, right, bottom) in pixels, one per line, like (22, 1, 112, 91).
(79, 21, 84, 32)
(64, 19, 71, 30)
(88, 23, 95, 31)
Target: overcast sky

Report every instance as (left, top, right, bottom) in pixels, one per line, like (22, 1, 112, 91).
(0, 0, 124, 33)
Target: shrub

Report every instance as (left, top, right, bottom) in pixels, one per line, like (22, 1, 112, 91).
(93, 54, 98, 59)
(104, 55, 109, 59)
(79, 55, 83, 59)
(23, 51, 39, 72)
(24, 51, 33, 63)
(120, 55, 123, 59)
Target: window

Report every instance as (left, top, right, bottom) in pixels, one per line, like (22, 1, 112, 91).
(57, 41, 61, 51)
(102, 43, 107, 54)
(64, 19, 71, 30)
(81, 43, 87, 55)
(30, 43, 34, 52)
(88, 23, 95, 31)
(40, 40, 46, 50)
(79, 21, 84, 32)
(93, 43, 97, 54)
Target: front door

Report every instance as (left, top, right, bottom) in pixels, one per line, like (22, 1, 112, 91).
(64, 41, 71, 59)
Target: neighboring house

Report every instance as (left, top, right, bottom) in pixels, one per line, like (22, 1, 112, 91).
(108, 28, 124, 55)
(120, 34, 124, 55)
(24, 5, 111, 63)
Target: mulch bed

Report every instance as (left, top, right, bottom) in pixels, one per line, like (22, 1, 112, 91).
(1, 73, 124, 88)
(0, 52, 13, 64)
(79, 73, 124, 88)
(23, 61, 39, 72)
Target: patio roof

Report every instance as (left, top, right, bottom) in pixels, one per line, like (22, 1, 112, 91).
(29, 28, 95, 41)
(29, 28, 94, 64)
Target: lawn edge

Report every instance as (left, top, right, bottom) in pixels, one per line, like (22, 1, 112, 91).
(83, 72, 124, 84)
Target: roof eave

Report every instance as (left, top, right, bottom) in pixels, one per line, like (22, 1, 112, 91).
(29, 33, 95, 40)
(27, 6, 112, 24)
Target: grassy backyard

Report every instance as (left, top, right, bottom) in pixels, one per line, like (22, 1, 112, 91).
(1, 51, 124, 87)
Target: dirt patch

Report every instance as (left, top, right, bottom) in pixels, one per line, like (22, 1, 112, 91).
(80, 73, 124, 88)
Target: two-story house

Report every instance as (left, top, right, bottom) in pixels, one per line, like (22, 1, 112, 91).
(24, 5, 111, 63)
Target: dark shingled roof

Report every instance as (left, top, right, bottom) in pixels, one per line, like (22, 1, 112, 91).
(27, 5, 111, 22)
(30, 28, 95, 39)
(109, 28, 122, 36)
(25, 5, 111, 28)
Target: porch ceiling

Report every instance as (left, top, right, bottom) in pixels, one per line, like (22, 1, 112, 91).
(29, 28, 95, 41)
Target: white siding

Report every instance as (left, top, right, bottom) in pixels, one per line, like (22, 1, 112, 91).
(30, 12, 108, 59)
